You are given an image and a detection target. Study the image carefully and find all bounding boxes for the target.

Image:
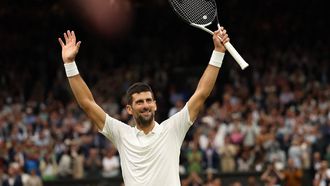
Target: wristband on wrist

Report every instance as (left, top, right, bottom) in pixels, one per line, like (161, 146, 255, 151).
(64, 61, 79, 77)
(209, 50, 225, 68)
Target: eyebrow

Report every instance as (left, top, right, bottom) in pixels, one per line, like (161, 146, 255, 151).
(134, 98, 153, 103)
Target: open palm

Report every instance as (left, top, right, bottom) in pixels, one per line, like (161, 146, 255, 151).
(58, 30, 81, 63)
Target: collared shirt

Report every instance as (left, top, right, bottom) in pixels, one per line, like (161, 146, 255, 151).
(100, 104, 192, 186)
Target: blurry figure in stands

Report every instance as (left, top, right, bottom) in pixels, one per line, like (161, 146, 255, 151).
(85, 147, 102, 178)
(231, 181, 242, 186)
(168, 99, 185, 117)
(57, 146, 72, 178)
(71, 141, 85, 179)
(181, 171, 203, 186)
(187, 142, 203, 175)
(219, 135, 237, 172)
(247, 176, 260, 186)
(25, 169, 42, 186)
(202, 140, 219, 173)
(204, 169, 222, 186)
(313, 160, 330, 186)
(2, 163, 23, 186)
(281, 158, 303, 186)
(102, 146, 120, 178)
(39, 153, 58, 181)
(261, 162, 284, 186)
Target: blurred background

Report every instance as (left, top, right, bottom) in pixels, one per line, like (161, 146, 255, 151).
(0, 0, 329, 185)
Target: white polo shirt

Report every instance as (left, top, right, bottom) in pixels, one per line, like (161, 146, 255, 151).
(100, 104, 192, 186)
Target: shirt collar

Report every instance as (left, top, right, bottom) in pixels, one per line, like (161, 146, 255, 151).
(134, 121, 161, 136)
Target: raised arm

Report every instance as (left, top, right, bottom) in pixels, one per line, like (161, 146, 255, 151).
(58, 30, 106, 130)
(187, 27, 229, 122)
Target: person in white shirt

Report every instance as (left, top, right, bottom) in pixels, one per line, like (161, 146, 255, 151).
(102, 147, 120, 178)
(57, 27, 230, 186)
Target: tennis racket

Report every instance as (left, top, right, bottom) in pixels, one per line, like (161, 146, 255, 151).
(168, 0, 249, 70)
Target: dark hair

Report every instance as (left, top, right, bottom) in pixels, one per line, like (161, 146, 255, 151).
(126, 82, 154, 105)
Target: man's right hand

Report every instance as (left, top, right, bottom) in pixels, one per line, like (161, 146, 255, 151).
(58, 30, 81, 64)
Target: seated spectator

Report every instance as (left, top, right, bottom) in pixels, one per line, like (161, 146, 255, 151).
(85, 147, 102, 178)
(313, 160, 330, 186)
(219, 135, 237, 172)
(39, 153, 58, 181)
(2, 163, 23, 186)
(261, 163, 283, 186)
(102, 147, 120, 178)
(281, 158, 303, 186)
(25, 169, 42, 186)
(181, 171, 203, 186)
(187, 142, 203, 174)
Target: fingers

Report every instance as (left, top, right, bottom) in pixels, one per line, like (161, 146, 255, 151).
(215, 27, 229, 44)
(64, 32, 69, 43)
(71, 31, 76, 43)
(59, 30, 78, 46)
(76, 41, 81, 50)
(58, 38, 65, 48)
(67, 30, 72, 37)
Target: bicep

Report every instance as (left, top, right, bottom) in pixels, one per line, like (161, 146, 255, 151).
(187, 93, 204, 122)
(83, 101, 106, 130)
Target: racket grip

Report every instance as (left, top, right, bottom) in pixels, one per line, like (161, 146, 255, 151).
(224, 42, 249, 70)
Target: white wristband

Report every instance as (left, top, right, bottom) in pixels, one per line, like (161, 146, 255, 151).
(64, 61, 79, 77)
(209, 50, 225, 68)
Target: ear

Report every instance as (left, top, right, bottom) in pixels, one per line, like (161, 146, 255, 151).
(126, 105, 133, 115)
(154, 100, 157, 112)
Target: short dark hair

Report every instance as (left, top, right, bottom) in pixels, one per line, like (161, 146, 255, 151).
(126, 82, 154, 105)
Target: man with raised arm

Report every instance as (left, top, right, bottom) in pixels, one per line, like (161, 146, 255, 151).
(58, 27, 229, 186)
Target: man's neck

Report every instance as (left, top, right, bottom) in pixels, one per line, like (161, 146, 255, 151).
(136, 121, 155, 135)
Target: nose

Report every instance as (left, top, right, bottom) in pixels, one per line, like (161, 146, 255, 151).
(141, 101, 150, 109)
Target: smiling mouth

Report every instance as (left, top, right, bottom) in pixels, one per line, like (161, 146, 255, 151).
(141, 111, 151, 116)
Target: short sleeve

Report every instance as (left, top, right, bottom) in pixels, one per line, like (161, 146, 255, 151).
(99, 114, 130, 148)
(162, 103, 193, 144)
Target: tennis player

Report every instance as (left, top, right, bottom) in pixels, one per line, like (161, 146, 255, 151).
(58, 27, 229, 186)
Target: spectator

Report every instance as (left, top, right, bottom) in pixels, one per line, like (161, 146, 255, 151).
(187, 142, 203, 174)
(57, 147, 72, 178)
(281, 158, 303, 186)
(204, 169, 222, 186)
(25, 169, 42, 186)
(102, 146, 120, 178)
(2, 163, 23, 186)
(85, 147, 102, 178)
(39, 153, 58, 181)
(202, 140, 219, 173)
(261, 163, 284, 186)
(181, 171, 204, 186)
(219, 135, 237, 172)
(313, 160, 330, 186)
(247, 176, 260, 186)
(0, 167, 8, 185)
(231, 181, 242, 186)
(71, 141, 84, 179)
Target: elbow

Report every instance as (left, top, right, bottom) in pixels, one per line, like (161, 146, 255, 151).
(78, 99, 93, 111)
(198, 91, 210, 101)
(195, 87, 210, 100)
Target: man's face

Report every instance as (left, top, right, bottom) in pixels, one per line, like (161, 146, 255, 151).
(126, 91, 157, 127)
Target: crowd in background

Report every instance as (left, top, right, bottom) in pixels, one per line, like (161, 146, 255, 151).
(0, 0, 329, 186)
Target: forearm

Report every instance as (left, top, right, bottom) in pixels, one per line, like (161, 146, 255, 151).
(195, 64, 220, 99)
(187, 51, 224, 122)
(68, 75, 95, 109)
(64, 62, 106, 130)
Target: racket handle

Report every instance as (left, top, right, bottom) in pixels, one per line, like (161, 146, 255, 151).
(224, 42, 249, 70)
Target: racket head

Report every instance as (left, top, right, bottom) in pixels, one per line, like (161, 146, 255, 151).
(169, 0, 218, 26)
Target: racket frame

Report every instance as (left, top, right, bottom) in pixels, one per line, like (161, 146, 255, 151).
(169, 0, 249, 70)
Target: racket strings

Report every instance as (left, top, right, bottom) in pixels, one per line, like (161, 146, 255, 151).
(170, 0, 216, 25)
